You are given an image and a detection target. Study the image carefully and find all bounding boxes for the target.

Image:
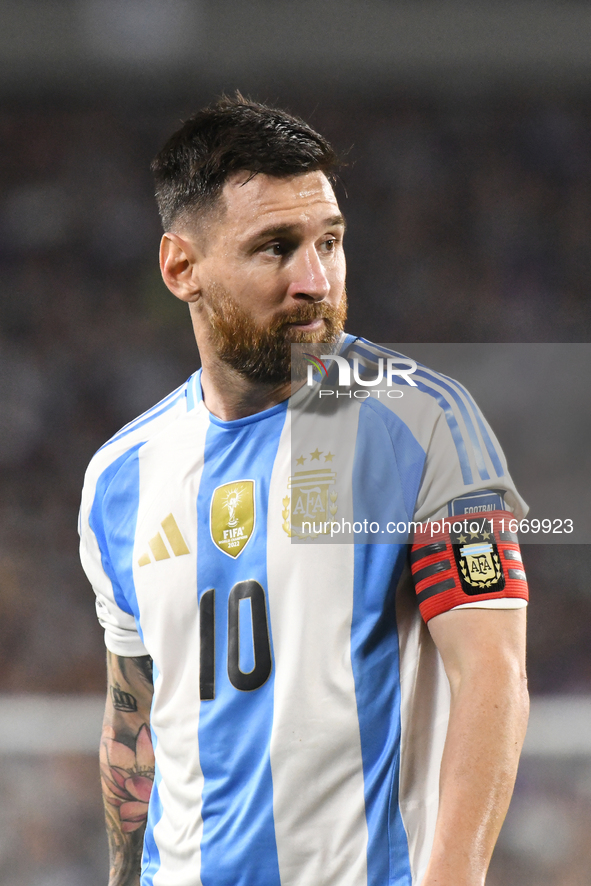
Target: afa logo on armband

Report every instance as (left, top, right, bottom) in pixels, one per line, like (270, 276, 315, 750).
(450, 519, 505, 594)
(448, 490, 506, 517)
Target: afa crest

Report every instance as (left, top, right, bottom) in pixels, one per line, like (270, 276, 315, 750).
(282, 452, 337, 538)
(451, 518, 505, 595)
(210, 480, 255, 558)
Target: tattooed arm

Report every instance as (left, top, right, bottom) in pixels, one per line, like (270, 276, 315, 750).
(101, 652, 155, 886)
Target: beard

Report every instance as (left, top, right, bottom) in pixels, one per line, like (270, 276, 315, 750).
(204, 283, 348, 384)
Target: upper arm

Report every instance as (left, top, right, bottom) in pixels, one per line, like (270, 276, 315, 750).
(427, 607, 527, 696)
(101, 653, 155, 836)
(100, 654, 155, 856)
(105, 651, 154, 723)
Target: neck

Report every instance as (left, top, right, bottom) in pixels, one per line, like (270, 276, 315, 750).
(200, 355, 303, 422)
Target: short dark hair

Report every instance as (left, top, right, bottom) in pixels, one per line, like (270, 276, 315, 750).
(151, 93, 341, 231)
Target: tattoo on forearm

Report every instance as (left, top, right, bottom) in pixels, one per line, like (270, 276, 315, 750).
(111, 686, 138, 712)
(103, 652, 155, 885)
(104, 802, 146, 886)
(101, 722, 155, 884)
(136, 655, 153, 686)
(117, 654, 153, 688)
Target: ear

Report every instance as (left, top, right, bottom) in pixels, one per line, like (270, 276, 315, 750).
(159, 233, 202, 303)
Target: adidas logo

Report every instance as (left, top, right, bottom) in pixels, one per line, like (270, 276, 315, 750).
(138, 513, 190, 567)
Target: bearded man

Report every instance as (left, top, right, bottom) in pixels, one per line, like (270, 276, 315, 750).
(80, 95, 529, 886)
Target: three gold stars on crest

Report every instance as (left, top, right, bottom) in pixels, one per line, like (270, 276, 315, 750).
(295, 450, 334, 465)
(457, 527, 491, 543)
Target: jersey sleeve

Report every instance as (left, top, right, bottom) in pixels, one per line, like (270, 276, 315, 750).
(79, 463, 148, 658)
(410, 381, 529, 621)
(413, 406, 527, 525)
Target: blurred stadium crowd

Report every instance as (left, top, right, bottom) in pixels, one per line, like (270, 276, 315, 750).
(0, 87, 590, 885)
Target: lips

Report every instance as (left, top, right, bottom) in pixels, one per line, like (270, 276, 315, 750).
(286, 317, 325, 327)
(280, 312, 327, 329)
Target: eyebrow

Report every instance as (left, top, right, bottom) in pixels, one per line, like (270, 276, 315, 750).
(250, 214, 347, 242)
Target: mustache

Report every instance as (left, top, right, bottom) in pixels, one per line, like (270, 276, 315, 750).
(273, 301, 344, 330)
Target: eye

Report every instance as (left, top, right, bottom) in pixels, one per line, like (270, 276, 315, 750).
(320, 237, 337, 253)
(259, 239, 297, 258)
(262, 242, 285, 256)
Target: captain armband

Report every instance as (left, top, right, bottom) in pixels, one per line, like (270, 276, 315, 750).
(409, 510, 529, 623)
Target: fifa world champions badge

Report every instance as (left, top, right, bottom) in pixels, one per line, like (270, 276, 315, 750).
(210, 480, 255, 558)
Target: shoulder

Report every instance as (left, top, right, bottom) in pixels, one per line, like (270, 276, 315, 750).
(342, 337, 469, 434)
(80, 372, 200, 513)
(344, 337, 510, 484)
(346, 337, 494, 430)
(346, 337, 470, 406)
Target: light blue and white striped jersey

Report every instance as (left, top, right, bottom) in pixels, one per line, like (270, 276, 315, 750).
(80, 335, 527, 886)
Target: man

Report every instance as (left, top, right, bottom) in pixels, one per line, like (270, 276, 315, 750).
(80, 95, 529, 886)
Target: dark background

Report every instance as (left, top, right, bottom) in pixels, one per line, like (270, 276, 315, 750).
(0, 3, 590, 884)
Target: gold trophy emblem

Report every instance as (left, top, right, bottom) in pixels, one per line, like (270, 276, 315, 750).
(210, 480, 255, 558)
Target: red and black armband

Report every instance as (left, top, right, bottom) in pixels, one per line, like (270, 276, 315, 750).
(409, 511, 529, 622)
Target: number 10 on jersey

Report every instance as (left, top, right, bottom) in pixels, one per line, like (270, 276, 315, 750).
(199, 580, 272, 700)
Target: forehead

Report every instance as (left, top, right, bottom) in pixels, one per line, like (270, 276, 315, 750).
(220, 170, 340, 234)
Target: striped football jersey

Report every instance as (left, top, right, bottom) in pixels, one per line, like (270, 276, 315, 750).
(79, 335, 528, 886)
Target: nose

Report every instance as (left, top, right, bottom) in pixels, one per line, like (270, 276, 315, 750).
(286, 246, 331, 301)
